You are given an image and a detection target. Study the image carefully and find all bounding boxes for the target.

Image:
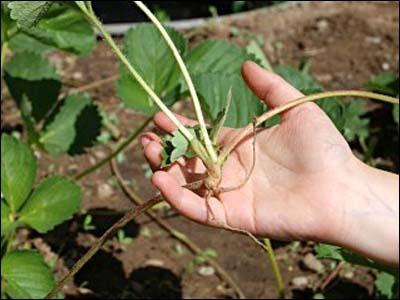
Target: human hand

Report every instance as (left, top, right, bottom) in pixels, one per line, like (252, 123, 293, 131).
(141, 61, 399, 265)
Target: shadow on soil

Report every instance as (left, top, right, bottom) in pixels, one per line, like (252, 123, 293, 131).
(29, 208, 182, 298)
(292, 279, 371, 299)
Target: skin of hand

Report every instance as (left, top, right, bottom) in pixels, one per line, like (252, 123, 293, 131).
(140, 61, 399, 266)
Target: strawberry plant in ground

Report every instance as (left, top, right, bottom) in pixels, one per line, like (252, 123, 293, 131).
(1, 1, 399, 299)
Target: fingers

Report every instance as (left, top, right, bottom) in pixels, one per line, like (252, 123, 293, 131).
(140, 133, 163, 170)
(154, 111, 197, 134)
(152, 171, 226, 225)
(241, 61, 304, 108)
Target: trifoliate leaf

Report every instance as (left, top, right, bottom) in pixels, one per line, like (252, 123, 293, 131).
(19, 176, 81, 233)
(1, 250, 56, 299)
(1, 134, 37, 213)
(8, 1, 52, 28)
(116, 24, 186, 115)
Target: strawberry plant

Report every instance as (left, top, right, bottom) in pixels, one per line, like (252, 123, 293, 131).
(1, 134, 81, 298)
(1, 1, 102, 155)
(1, 1, 399, 299)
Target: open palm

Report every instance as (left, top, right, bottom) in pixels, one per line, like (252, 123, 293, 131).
(141, 61, 356, 242)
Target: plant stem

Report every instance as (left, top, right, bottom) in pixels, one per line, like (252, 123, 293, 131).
(74, 116, 152, 180)
(76, 2, 193, 142)
(45, 195, 164, 299)
(111, 159, 246, 299)
(45, 180, 205, 299)
(134, 1, 218, 163)
(1, 41, 8, 74)
(263, 239, 285, 298)
(221, 90, 399, 161)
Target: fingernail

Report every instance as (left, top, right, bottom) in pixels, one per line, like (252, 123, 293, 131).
(140, 135, 152, 147)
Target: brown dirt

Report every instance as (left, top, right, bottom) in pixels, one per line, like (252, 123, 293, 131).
(2, 1, 398, 299)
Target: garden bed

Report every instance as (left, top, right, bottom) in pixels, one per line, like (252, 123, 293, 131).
(1, 1, 398, 299)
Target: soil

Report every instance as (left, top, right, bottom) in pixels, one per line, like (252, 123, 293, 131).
(1, 1, 399, 299)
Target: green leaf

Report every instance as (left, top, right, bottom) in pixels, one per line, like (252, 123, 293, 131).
(4, 51, 61, 122)
(365, 73, 399, 97)
(19, 176, 81, 233)
(1, 134, 37, 213)
(273, 65, 323, 95)
(161, 128, 197, 167)
(116, 24, 186, 115)
(4, 51, 58, 80)
(275, 64, 370, 142)
(40, 93, 102, 155)
(375, 271, 397, 299)
(8, 1, 52, 28)
(9, 32, 54, 53)
(245, 40, 272, 71)
(315, 243, 396, 274)
(341, 99, 369, 143)
(1, 250, 56, 299)
(186, 39, 249, 76)
(193, 73, 265, 128)
(1, 200, 12, 236)
(23, 4, 95, 55)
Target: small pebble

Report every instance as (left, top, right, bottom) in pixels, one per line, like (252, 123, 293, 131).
(197, 266, 215, 277)
(302, 253, 325, 274)
(94, 150, 107, 160)
(292, 276, 309, 288)
(72, 72, 83, 80)
(365, 36, 382, 44)
(98, 183, 114, 199)
(382, 62, 390, 71)
(316, 19, 329, 32)
(144, 259, 164, 267)
(344, 271, 354, 279)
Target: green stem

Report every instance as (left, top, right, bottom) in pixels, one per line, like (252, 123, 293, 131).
(74, 117, 152, 181)
(221, 90, 399, 161)
(1, 41, 8, 74)
(134, 1, 218, 163)
(264, 239, 285, 298)
(75, 2, 193, 142)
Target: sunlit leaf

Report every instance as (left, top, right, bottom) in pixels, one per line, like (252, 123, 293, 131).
(19, 176, 81, 233)
(193, 72, 265, 128)
(8, 1, 52, 28)
(1, 134, 37, 213)
(1, 250, 56, 299)
(23, 4, 95, 55)
(186, 39, 249, 76)
(116, 24, 186, 115)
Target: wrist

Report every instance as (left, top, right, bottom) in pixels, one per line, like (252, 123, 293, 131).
(323, 156, 399, 266)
